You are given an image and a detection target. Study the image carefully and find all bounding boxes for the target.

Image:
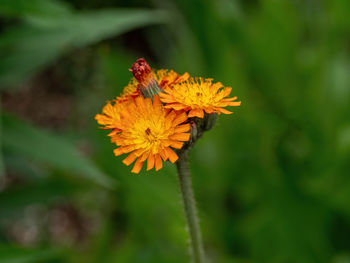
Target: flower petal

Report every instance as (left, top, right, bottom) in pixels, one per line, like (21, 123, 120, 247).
(173, 112, 188, 126)
(169, 133, 191, 141)
(174, 123, 190, 133)
(164, 147, 178, 163)
(122, 152, 137, 166)
(160, 150, 168, 161)
(165, 103, 187, 110)
(217, 108, 233, 114)
(131, 158, 144, 174)
(155, 154, 163, 171)
(147, 154, 155, 170)
(188, 108, 204, 118)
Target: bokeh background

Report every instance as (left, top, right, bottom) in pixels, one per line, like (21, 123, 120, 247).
(1, 0, 350, 262)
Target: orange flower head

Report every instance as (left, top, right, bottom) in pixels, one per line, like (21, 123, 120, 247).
(111, 95, 191, 174)
(160, 77, 241, 118)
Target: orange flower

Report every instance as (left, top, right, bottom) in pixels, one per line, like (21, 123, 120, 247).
(159, 77, 241, 118)
(111, 95, 190, 173)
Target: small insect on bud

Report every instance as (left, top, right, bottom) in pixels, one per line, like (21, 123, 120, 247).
(130, 58, 162, 98)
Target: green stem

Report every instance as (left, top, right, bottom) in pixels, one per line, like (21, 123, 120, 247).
(176, 151, 206, 263)
(0, 99, 5, 178)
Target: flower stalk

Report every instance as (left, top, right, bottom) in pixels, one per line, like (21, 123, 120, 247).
(176, 150, 206, 263)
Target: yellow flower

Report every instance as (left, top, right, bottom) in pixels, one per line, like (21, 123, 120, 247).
(111, 95, 190, 174)
(159, 77, 241, 118)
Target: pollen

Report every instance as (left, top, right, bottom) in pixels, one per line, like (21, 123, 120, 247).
(159, 77, 241, 118)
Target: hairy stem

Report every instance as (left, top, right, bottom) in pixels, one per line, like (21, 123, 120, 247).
(176, 151, 206, 263)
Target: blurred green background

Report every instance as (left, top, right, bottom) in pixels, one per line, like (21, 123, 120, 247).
(1, 0, 350, 262)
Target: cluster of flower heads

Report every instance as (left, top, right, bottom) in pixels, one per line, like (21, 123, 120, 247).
(95, 58, 241, 173)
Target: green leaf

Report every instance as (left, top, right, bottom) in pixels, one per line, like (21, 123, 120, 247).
(0, 9, 167, 87)
(1, 113, 114, 189)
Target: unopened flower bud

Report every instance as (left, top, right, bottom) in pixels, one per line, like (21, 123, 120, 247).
(130, 58, 162, 98)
